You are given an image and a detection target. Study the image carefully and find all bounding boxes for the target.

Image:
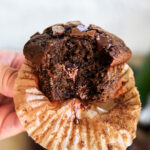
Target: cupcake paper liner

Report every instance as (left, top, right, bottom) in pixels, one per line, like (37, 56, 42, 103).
(14, 60, 141, 150)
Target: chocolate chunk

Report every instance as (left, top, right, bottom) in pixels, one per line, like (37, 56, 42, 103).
(70, 28, 96, 39)
(23, 21, 131, 102)
(52, 25, 65, 36)
(66, 21, 82, 26)
(77, 24, 88, 32)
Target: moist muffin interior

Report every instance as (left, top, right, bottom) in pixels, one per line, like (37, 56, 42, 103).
(23, 21, 131, 102)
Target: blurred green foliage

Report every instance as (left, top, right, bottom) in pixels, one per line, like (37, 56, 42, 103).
(135, 53, 150, 107)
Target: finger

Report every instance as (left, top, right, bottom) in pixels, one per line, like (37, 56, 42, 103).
(0, 95, 3, 104)
(0, 95, 13, 105)
(0, 63, 18, 97)
(0, 112, 24, 140)
(0, 101, 14, 129)
(10, 52, 25, 69)
(0, 50, 16, 66)
(0, 50, 24, 69)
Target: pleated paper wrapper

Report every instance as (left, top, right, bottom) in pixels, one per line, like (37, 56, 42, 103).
(14, 60, 141, 150)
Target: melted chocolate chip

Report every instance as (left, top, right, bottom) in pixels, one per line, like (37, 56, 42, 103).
(96, 34, 112, 51)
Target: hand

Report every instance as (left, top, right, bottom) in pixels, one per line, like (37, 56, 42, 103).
(0, 50, 25, 140)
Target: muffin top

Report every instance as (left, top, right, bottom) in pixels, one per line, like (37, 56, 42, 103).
(23, 21, 131, 102)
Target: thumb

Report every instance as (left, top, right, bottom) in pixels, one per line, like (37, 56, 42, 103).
(0, 63, 18, 97)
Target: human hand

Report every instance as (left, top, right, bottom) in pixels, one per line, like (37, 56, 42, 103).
(0, 50, 25, 140)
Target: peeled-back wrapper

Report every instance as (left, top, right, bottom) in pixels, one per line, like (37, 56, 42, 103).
(14, 60, 141, 150)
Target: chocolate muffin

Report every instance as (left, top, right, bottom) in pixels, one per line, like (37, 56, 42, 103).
(14, 21, 141, 150)
(23, 21, 131, 102)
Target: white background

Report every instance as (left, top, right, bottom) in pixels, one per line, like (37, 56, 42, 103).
(0, 0, 150, 54)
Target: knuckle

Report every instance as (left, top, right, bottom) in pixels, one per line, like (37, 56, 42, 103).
(0, 64, 17, 92)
